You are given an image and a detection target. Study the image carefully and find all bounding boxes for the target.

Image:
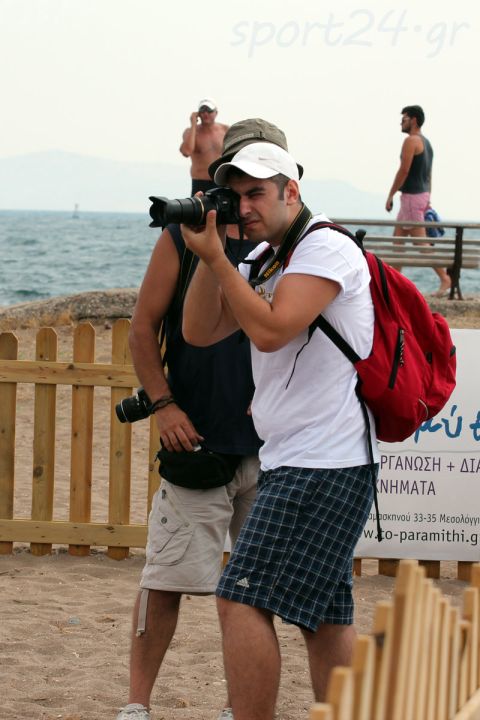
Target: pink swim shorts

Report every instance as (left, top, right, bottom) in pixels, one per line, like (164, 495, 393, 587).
(397, 191, 430, 226)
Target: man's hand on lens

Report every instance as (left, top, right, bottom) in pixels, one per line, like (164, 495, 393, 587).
(182, 210, 225, 266)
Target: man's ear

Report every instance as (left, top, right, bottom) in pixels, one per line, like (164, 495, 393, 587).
(285, 179, 300, 205)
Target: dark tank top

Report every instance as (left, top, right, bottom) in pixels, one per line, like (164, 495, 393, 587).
(400, 136, 433, 194)
(164, 224, 261, 456)
(191, 179, 217, 196)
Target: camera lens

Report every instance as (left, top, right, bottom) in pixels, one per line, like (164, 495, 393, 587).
(149, 196, 206, 227)
(115, 388, 151, 424)
(148, 189, 239, 228)
(115, 399, 130, 423)
(166, 198, 206, 224)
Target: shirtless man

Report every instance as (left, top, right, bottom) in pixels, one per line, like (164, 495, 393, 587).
(386, 104, 451, 296)
(179, 98, 229, 195)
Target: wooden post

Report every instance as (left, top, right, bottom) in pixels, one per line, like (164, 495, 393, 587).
(379, 559, 399, 577)
(403, 565, 426, 720)
(448, 606, 461, 719)
(386, 559, 417, 720)
(352, 634, 375, 720)
(309, 704, 334, 720)
(436, 598, 452, 720)
(353, 558, 362, 576)
(414, 579, 434, 720)
(69, 323, 95, 556)
(0, 332, 18, 555)
(31, 328, 57, 556)
(425, 588, 441, 720)
(372, 601, 393, 720)
(419, 559, 440, 579)
(470, 564, 480, 587)
(470, 565, 480, 690)
(327, 666, 354, 720)
(464, 588, 479, 698)
(108, 320, 133, 560)
(459, 562, 474, 583)
(458, 619, 471, 710)
(470, 564, 480, 592)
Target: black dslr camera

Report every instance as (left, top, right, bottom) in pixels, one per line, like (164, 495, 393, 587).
(149, 187, 240, 228)
(115, 387, 152, 424)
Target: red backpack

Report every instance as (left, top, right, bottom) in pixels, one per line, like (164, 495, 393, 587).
(304, 222, 457, 443)
(247, 217, 457, 541)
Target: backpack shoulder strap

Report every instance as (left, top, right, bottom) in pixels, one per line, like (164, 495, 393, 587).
(168, 224, 196, 305)
(301, 222, 383, 539)
(297, 221, 383, 540)
(300, 221, 364, 252)
(300, 222, 366, 363)
(313, 315, 361, 364)
(159, 225, 197, 366)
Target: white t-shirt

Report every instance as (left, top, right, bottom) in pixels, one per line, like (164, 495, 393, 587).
(238, 214, 379, 470)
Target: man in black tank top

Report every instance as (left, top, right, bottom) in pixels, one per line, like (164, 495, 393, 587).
(117, 118, 308, 720)
(116, 219, 261, 720)
(386, 105, 451, 296)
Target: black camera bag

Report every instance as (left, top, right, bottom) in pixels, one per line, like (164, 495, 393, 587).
(156, 446, 241, 490)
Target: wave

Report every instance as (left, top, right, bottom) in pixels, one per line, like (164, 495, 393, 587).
(0, 210, 478, 306)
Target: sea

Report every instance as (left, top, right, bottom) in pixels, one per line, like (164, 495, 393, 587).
(0, 210, 478, 307)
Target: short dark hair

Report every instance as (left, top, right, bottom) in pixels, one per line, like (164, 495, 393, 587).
(402, 105, 425, 127)
(269, 174, 290, 199)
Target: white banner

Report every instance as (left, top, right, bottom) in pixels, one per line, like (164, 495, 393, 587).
(356, 329, 480, 560)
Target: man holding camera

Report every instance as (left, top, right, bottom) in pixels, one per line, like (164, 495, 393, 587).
(181, 121, 378, 720)
(179, 98, 229, 196)
(115, 221, 261, 717)
(117, 120, 301, 720)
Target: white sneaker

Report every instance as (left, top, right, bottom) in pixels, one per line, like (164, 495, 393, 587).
(116, 704, 151, 719)
(217, 709, 234, 720)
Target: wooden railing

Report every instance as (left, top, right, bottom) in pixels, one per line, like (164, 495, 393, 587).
(333, 219, 480, 300)
(0, 319, 159, 559)
(0, 320, 478, 584)
(353, 558, 476, 583)
(310, 559, 480, 720)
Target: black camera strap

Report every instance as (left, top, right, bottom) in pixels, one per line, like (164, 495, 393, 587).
(245, 204, 313, 288)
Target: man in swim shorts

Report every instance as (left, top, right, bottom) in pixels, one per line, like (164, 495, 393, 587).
(386, 104, 451, 295)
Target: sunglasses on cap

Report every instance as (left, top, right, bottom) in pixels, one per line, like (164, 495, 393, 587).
(199, 106, 215, 113)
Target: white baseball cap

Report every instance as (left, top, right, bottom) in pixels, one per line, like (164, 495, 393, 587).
(214, 142, 300, 186)
(198, 98, 217, 111)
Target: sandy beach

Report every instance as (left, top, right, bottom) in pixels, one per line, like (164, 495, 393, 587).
(1, 292, 479, 720)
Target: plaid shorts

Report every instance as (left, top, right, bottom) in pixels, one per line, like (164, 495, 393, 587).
(216, 464, 375, 631)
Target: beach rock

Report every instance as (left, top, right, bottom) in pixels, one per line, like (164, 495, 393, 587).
(427, 295, 480, 317)
(0, 288, 478, 332)
(0, 289, 138, 330)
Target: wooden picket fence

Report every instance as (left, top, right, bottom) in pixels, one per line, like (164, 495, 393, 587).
(0, 319, 160, 559)
(0, 320, 477, 582)
(310, 559, 480, 720)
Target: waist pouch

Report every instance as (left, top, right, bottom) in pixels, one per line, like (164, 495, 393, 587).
(156, 446, 242, 490)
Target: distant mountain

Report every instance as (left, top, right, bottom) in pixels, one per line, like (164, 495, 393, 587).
(300, 178, 387, 219)
(0, 150, 388, 218)
(0, 150, 192, 213)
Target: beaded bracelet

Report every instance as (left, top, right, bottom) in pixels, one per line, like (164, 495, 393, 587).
(149, 395, 176, 413)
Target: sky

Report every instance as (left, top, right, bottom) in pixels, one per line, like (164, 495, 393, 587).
(1, 0, 479, 219)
